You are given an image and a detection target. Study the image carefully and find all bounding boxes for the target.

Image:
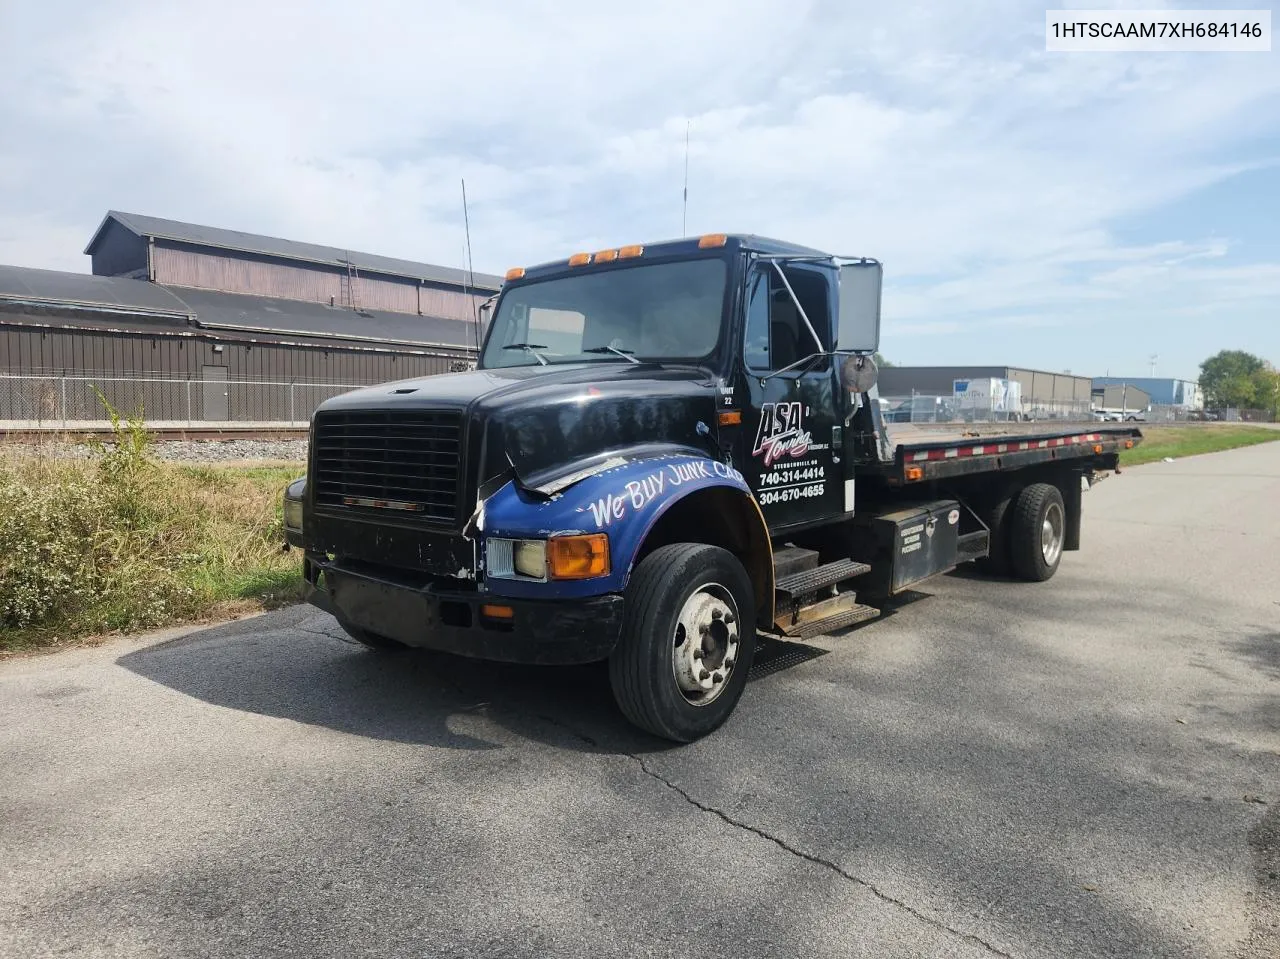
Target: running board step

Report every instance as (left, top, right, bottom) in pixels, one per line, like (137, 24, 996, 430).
(778, 594, 880, 640)
(772, 545, 820, 580)
(775, 558, 872, 600)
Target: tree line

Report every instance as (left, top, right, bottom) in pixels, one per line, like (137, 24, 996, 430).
(1199, 350, 1280, 414)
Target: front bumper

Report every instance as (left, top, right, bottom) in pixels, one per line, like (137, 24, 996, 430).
(302, 556, 625, 665)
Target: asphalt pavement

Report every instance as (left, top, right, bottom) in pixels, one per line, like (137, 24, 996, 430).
(2, 441, 1278, 958)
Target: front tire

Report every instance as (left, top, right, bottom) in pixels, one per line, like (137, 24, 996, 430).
(1008, 483, 1066, 582)
(609, 543, 758, 742)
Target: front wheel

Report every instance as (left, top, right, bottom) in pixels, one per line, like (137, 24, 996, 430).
(609, 543, 758, 742)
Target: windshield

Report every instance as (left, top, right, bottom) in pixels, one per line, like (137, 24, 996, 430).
(480, 258, 728, 368)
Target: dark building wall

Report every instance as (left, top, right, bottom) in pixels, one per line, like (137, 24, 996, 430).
(0, 318, 464, 381)
(89, 221, 148, 278)
(0, 318, 470, 422)
(150, 242, 486, 320)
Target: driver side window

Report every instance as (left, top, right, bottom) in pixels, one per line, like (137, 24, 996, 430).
(743, 266, 832, 372)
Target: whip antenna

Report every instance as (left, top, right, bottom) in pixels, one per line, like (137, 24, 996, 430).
(462, 178, 479, 355)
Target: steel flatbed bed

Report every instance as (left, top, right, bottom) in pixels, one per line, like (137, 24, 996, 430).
(878, 424, 1143, 485)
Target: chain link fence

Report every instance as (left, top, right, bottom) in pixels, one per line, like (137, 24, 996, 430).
(0, 373, 416, 428)
(878, 392, 1095, 425)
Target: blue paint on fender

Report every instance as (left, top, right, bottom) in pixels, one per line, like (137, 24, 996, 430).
(480, 454, 751, 600)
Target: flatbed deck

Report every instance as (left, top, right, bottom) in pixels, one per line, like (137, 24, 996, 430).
(880, 423, 1143, 484)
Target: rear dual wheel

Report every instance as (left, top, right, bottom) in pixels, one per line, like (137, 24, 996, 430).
(1007, 483, 1065, 582)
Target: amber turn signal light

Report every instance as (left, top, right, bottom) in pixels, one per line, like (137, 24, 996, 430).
(1093, 444, 1104, 454)
(548, 534, 610, 580)
(905, 466, 924, 482)
(1125, 440, 1134, 449)
(718, 410, 742, 426)
(481, 603, 514, 620)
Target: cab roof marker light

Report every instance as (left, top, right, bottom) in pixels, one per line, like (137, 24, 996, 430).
(504, 267, 525, 281)
(568, 252, 592, 266)
(594, 249, 618, 263)
(698, 234, 728, 248)
(617, 245, 644, 258)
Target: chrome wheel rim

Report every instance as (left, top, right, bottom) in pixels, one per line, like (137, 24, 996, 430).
(671, 583, 740, 707)
(1041, 501, 1064, 566)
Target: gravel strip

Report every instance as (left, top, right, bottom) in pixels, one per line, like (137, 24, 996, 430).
(3, 439, 308, 463)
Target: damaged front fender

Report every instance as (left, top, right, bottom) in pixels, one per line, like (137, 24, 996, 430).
(477, 452, 754, 601)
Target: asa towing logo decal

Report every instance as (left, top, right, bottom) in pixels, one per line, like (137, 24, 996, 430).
(753, 402, 814, 468)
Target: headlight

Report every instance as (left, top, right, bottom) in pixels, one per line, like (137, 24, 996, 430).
(283, 477, 306, 530)
(487, 537, 546, 580)
(486, 535, 610, 581)
(283, 497, 304, 531)
(514, 540, 547, 579)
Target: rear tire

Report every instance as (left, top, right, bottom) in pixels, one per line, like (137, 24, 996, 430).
(609, 543, 758, 743)
(975, 493, 1013, 576)
(1008, 483, 1066, 582)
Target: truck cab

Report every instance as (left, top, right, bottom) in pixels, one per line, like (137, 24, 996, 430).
(283, 233, 1138, 742)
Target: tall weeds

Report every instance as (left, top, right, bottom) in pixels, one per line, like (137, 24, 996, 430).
(0, 402, 301, 650)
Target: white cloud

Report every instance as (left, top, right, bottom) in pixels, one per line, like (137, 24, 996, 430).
(1, 0, 1278, 375)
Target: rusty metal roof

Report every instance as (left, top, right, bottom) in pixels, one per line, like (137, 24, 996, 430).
(85, 211, 504, 291)
(0, 264, 482, 350)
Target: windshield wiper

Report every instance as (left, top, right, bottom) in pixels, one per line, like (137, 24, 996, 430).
(582, 345, 641, 365)
(501, 343, 550, 366)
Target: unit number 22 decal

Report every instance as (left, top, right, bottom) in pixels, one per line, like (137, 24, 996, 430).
(752, 402, 813, 468)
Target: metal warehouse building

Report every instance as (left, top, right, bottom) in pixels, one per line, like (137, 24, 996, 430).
(1091, 383, 1152, 414)
(878, 365, 1094, 418)
(0, 212, 502, 425)
(1091, 376, 1203, 409)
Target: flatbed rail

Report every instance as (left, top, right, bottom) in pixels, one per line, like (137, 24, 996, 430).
(887, 426, 1143, 484)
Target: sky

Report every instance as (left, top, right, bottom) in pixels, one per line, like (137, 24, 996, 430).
(0, 0, 1277, 380)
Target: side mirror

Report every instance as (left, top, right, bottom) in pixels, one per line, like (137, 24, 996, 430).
(840, 353, 878, 395)
(836, 259, 882, 353)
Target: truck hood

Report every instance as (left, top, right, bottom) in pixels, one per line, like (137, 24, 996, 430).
(316, 362, 723, 490)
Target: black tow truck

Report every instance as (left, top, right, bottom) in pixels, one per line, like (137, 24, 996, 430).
(283, 233, 1141, 742)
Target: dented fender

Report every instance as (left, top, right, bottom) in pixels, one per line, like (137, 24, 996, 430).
(478, 453, 756, 600)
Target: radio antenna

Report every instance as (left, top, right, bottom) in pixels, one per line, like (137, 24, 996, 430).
(462, 178, 479, 355)
(682, 120, 690, 236)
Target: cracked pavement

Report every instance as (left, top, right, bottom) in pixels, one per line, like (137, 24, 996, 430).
(2, 440, 1278, 958)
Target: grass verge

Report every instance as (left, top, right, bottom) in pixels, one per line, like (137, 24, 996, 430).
(0, 414, 305, 654)
(1119, 424, 1279, 467)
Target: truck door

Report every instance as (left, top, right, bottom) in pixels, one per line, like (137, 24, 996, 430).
(737, 262, 845, 531)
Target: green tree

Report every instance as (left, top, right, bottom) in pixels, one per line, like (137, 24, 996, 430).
(873, 352, 894, 368)
(1199, 350, 1266, 408)
(1251, 364, 1280, 417)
